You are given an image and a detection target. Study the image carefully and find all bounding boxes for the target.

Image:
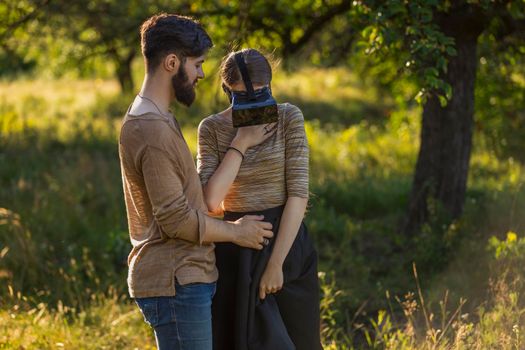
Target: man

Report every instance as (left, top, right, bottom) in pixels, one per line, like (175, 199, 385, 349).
(118, 14, 274, 349)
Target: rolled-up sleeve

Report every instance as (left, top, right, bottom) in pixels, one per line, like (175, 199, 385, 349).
(285, 105, 309, 198)
(141, 145, 207, 243)
(197, 119, 220, 186)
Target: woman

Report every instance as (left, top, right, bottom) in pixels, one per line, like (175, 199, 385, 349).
(197, 48, 322, 350)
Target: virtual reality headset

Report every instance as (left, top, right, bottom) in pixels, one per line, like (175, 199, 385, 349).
(228, 52, 278, 128)
(231, 87, 278, 128)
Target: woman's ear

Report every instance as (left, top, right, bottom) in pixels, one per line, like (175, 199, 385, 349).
(164, 53, 180, 73)
(222, 83, 232, 103)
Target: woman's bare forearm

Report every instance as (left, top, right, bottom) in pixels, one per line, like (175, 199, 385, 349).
(202, 120, 277, 212)
(268, 196, 308, 267)
(203, 138, 248, 211)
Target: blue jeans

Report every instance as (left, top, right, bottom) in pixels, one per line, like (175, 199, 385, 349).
(135, 282, 216, 350)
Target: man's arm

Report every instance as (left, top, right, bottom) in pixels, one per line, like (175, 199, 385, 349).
(142, 144, 273, 248)
(201, 214, 273, 250)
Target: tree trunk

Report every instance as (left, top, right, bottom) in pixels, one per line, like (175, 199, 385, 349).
(115, 51, 135, 94)
(404, 6, 487, 235)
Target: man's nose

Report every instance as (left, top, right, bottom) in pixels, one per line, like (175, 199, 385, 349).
(197, 67, 205, 79)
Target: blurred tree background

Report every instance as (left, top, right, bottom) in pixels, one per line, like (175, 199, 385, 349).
(1, 0, 525, 348)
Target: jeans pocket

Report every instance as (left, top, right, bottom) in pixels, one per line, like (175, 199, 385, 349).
(212, 282, 217, 298)
(175, 282, 216, 305)
(135, 298, 159, 327)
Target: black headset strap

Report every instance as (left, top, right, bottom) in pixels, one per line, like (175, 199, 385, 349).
(234, 52, 256, 100)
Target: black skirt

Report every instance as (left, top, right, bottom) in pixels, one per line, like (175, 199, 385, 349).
(212, 205, 322, 350)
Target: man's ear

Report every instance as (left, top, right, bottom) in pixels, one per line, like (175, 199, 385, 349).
(163, 53, 180, 73)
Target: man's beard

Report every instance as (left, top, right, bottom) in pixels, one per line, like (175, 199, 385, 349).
(172, 65, 196, 107)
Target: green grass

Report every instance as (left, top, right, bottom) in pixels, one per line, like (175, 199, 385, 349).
(1, 290, 154, 349)
(1, 66, 525, 349)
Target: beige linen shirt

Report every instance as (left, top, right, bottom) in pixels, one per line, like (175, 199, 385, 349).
(119, 110, 218, 298)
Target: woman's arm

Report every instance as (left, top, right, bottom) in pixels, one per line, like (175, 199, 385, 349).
(199, 117, 276, 213)
(259, 196, 307, 299)
(259, 104, 310, 299)
(202, 135, 247, 214)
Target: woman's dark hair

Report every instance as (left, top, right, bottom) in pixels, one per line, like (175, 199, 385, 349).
(220, 49, 273, 90)
(140, 13, 213, 73)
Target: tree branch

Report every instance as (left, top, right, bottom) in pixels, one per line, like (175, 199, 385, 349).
(286, 0, 352, 56)
(0, 0, 50, 41)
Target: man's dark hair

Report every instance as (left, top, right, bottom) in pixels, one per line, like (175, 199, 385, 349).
(140, 14, 213, 74)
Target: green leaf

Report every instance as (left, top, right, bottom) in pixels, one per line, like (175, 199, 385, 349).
(438, 94, 448, 107)
(437, 56, 447, 72)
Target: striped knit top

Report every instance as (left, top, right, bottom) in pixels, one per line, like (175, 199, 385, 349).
(197, 103, 309, 212)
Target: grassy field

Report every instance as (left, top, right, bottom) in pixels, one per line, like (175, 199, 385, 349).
(1, 66, 525, 349)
